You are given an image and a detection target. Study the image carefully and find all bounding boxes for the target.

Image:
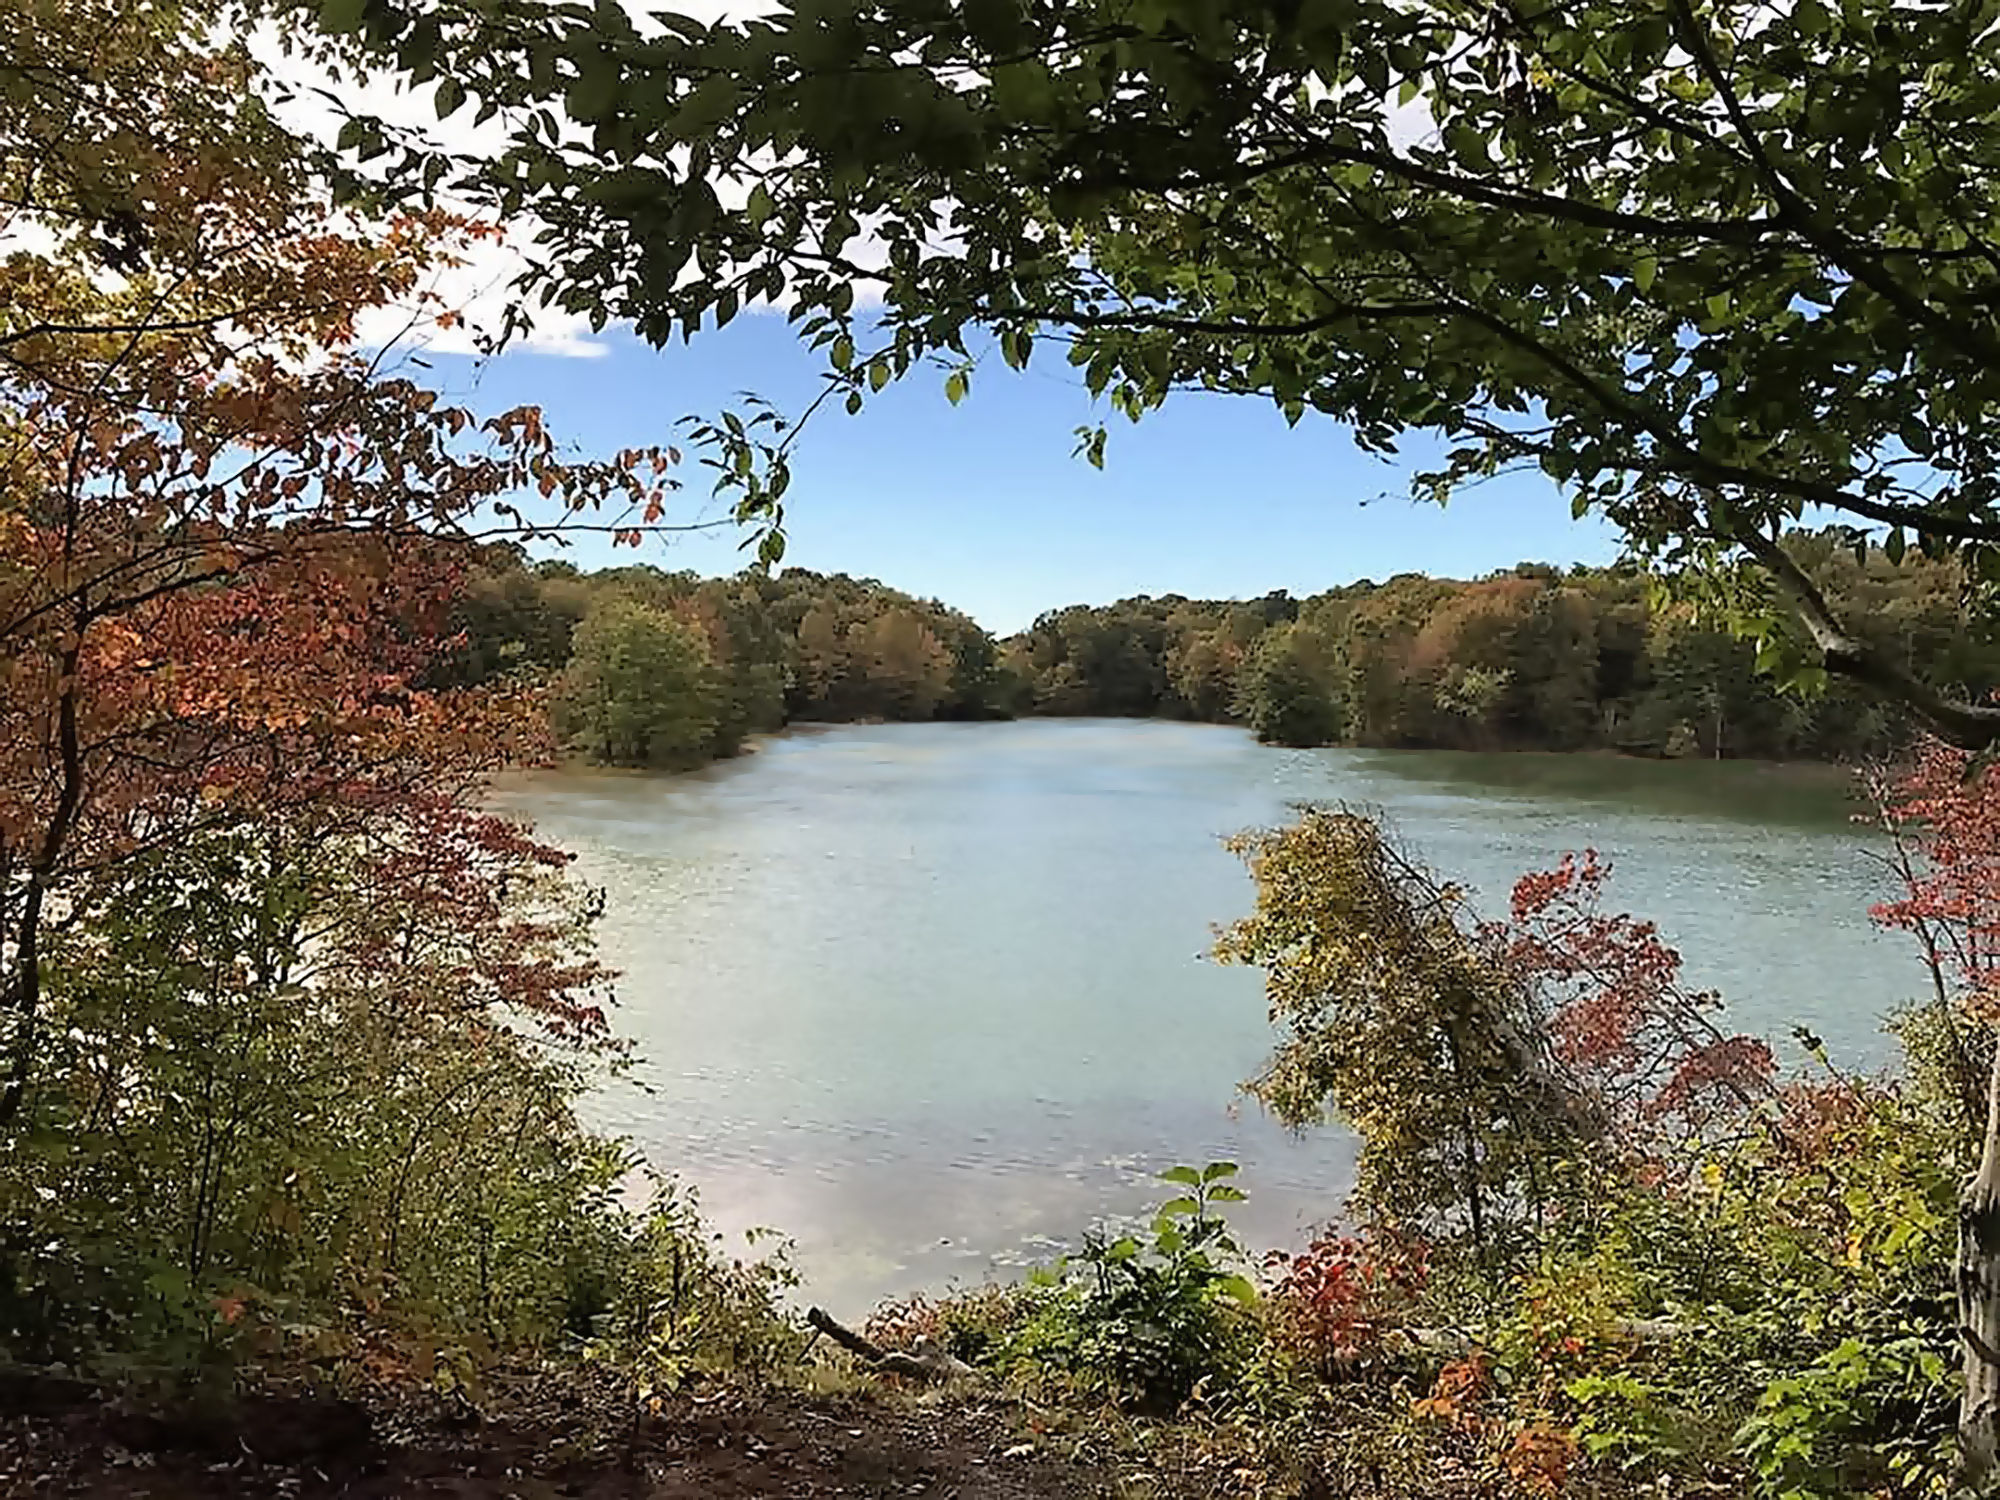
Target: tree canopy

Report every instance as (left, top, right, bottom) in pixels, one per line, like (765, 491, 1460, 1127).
(0, 0, 798, 1375)
(304, 0, 2000, 745)
(448, 542, 1991, 768)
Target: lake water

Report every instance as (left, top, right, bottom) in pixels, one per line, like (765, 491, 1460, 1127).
(489, 719, 1918, 1320)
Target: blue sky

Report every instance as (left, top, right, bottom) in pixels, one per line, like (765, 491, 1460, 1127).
(429, 313, 1624, 636)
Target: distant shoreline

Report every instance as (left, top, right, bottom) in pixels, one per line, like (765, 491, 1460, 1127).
(489, 716, 1872, 792)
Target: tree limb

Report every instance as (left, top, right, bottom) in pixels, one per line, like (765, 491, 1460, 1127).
(1734, 527, 2000, 750)
(804, 1307, 975, 1382)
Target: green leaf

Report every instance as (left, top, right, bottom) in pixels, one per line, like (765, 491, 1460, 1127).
(319, 0, 367, 35)
(945, 369, 969, 405)
(990, 59, 1052, 119)
(1218, 1274, 1259, 1305)
(963, 0, 1025, 53)
(674, 73, 741, 137)
(434, 77, 466, 119)
(1158, 1165, 1202, 1187)
(1201, 1161, 1239, 1181)
(400, 18, 441, 79)
(831, 335, 854, 371)
(1706, 291, 1731, 322)
(1633, 253, 1657, 293)
(567, 55, 622, 123)
(868, 359, 891, 392)
(746, 182, 775, 227)
(1156, 1195, 1200, 1218)
(1444, 123, 1488, 170)
(1205, 1183, 1246, 1202)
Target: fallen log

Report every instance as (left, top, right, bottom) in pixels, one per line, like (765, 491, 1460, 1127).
(805, 1307, 977, 1383)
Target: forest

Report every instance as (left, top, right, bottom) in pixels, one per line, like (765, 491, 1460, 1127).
(451, 538, 1992, 769)
(20, 0, 2000, 1496)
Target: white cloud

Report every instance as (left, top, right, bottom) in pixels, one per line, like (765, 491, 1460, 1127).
(253, 1, 799, 356)
(255, 25, 614, 358)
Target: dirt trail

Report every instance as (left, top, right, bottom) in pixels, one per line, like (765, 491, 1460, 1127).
(1, 1369, 1205, 1499)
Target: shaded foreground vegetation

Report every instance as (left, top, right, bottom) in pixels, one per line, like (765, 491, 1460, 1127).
(839, 760, 1987, 1499)
(1, 1368, 1143, 1500)
(451, 538, 1996, 770)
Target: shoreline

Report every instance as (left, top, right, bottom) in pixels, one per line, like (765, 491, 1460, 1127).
(491, 714, 1873, 786)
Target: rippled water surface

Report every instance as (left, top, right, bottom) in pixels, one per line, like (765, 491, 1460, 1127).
(489, 720, 1913, 1318)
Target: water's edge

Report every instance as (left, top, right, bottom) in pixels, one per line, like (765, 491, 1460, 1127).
(490, 719, 1906, 1319)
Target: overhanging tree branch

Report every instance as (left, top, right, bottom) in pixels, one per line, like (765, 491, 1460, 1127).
(1734, 526, 2000, 750)
(1667, 0, 2000, 372)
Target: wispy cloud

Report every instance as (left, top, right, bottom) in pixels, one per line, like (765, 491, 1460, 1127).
(256, 26, 615, 358)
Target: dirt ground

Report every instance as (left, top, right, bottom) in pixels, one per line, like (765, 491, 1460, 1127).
(0, 1367, 1213, 1499)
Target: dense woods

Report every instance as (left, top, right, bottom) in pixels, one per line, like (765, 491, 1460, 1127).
(439, 550, 1012, 767)
(0, 0, 791, 1403)
(1010, 538, 1990, 759)
(453, 538, 1988, 769)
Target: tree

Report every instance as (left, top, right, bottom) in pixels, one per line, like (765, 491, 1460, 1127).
(792, 600, 850, 716)
(1234, 625, 1342, 747)
(1167, 627, 1243, 723)
(851, 606, 953, 720)
(686, 578, 790, 752)
(321, 0, 2000, 748)
(1341, 575, 1454, 744)
(432, 546, 590, 688)
(1405, 575, 1537, 748)
(552, 600, 722, 768)
(0, 0, 674, 1138)
(1871, 742, 2000, 1483)
(0, 0, 834, 1384)
(1217, 809, 1774, 1256)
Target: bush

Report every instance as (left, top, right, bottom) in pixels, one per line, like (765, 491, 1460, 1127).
(0, 817, 800, 1394)
(586, 1178, 806, 1394)
(980, 1164, 1259, 1413)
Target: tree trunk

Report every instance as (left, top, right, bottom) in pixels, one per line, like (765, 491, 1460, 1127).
(1957, 1036, 2000, 1489)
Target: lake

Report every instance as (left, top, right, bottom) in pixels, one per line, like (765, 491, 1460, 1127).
(489, 719, 1918, 1320)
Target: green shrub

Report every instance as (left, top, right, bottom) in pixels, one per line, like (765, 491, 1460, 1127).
(585, 1177, 806, 1394)
(0, 821, 801, 1394)
(999, 1163, 1259, 1412)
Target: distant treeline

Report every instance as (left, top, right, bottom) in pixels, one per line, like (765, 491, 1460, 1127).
(436, 554, 1012, 769)
(441, 536, 1996, 769)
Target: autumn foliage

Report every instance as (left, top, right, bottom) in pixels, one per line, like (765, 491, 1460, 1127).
(1217, 808, 1779, 1261)
(1495, 849, 1777, 1142)
(1201, 781, 1991, 1497)
(0, 0, 708, 1369)
(1263, 1228, 1429, 1377)
(1871, 740, 2000, 1014)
